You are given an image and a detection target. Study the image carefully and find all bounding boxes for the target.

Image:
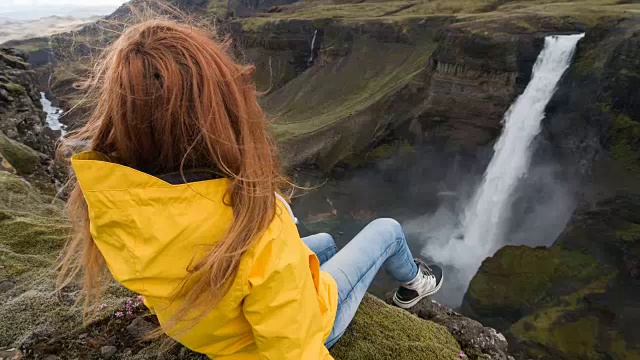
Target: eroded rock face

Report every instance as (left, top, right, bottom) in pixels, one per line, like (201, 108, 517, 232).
(409, 28, 540, 150)
(0, 48, 61, 194)
(542, 21, 640, 183)
(0, 48, 58, 155)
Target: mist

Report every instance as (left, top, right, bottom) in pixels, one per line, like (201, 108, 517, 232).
(404, 161, 576, 306)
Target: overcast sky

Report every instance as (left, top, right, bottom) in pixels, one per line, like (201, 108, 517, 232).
(0, 0, 127, 19)
(0, 0, 126, 9)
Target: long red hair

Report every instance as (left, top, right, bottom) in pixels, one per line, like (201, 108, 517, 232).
(57, 19, 285, 330)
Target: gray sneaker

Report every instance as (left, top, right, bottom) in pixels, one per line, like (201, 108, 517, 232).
(392, 259, 444, 309)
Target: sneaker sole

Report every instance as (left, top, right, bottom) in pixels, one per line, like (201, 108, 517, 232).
(392, 275, 444, 309)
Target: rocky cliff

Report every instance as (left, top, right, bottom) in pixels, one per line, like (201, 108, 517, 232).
(0, 48, 61, 194)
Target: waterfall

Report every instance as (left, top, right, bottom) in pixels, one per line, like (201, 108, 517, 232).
(308, 30, 318, 65)
(39, 92, 67, 137)
(421, 33, 585, 304)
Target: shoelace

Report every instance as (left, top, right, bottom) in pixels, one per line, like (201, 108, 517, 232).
(414, 258, 434, 277)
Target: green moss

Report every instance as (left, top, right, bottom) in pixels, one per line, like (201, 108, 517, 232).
(517, 315, 600, 359)
(207, 0, 228, 17)
(616, 223, 640, 243)
(609, 331, 640, 360)
(366, 140, 414, 162)
(342, 140, 415, 168)
(0, 134, 40, 175)
(235, 17, 276, 32)
(1, 82, 26, 95)
(242, 0, 631, 25)
(466, 245, 609, 319)
(0, 172, 67, 279)
(1, 217, 69, 256)
(12, 39, 50, 53)
(330, 295, 461, 360)
(510, 276, 615, 359)
(609, 114, 640, 175)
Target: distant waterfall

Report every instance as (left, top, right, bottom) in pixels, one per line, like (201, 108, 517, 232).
(39, 92, 66, 137)
(308, 30, 318, 65)
(422, 33, 585, 301)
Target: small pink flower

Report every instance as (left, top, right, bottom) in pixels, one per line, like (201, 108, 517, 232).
(98, 303, 107, 310)
(459, 352, 466, 358)
(0, 265, 5, 270)
(114, 311, 124, 318)
(136, 295, 145, 302)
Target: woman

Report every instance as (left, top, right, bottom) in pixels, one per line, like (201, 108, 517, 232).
(58, 20, 443, 359)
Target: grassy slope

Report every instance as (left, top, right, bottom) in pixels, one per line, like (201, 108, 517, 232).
(239, 0, 633, 23)
(267, 38, 435, 140)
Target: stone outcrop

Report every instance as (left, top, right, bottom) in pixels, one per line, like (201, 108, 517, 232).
(0, 48, 61, 194)
(0, 48, 57, 155)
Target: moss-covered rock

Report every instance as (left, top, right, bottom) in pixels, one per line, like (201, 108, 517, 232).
(464, 195, 640, 360)
(0, 133, 40, 175)
(609, 114, 640, 176)
(331, 295, 461, 360)
(463, 245, 610, 330)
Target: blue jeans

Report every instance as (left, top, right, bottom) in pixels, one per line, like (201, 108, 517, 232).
(301, 218, 419, 348)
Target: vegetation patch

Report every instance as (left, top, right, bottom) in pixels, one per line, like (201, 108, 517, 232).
(464, 244, 612, 329)
(1, 82, 26, 96)
(609, 114, 640, 176)
(0, 134, 40, 175)
(330, 295, 461, 360)
(267, 38, 435, 140)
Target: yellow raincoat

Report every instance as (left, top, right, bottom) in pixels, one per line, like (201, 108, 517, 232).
(72, 152, 338, 359)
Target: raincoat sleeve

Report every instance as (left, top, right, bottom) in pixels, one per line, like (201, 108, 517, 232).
(243, 231, 332, 360)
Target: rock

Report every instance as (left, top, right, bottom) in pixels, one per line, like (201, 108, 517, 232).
(0, 132, 40, 175)
(330, 294, 462, 359)
(0, 349, 20, 360)
(0, 48, 54, 156)
(0, 132, 57, 194)
(126, 317, 155, 340)
(462, 245, 608, 330)
(0, 281, 15, 294)
(387, 295, 511, 360)
(100, 345, 117, 359)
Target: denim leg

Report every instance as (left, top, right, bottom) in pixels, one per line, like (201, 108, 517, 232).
(301, 233, 337, 265)
(321, 218, 418, 348)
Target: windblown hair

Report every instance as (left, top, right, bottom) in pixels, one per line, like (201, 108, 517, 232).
(57, 19, 284, 331)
